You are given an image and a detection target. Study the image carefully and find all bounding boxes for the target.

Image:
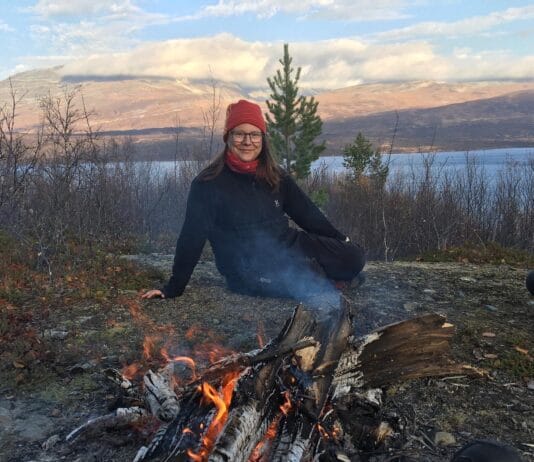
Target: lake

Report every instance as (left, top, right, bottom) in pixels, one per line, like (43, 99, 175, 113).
(311, 147, 534, 180)
(154, 147, 534, 184)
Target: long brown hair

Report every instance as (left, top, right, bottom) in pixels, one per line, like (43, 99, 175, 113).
(198, 135, 282, 190)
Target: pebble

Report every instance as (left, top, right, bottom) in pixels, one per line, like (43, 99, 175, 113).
(76, 316, 94, 323)
(42, 329, 69, 340)
(484, 304, 498, 312)
(42, 434, 61, 450)
(434, 431, 456, 446)
(423, 289, 436, 295)
(459, 277, 476, 283)
(482, 332, 496, 338)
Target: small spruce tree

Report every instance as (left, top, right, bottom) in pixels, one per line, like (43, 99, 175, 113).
(343, 132, 389, 186)
(266, 44, 325, 179)
(343, 132, 374, 180)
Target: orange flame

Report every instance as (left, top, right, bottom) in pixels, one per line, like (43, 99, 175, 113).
(122, 363, 140, 380)
(317, 423, 330, 440)
(160, 348, 171, 362)
(256, 321, 266, 348)
(316, 422, 341, 441)
(249, 418, 279, 461)
(125, 298, 155, 328)
(160, 348, 197, 371)
(249, 390, 293, 461)
(187, 371, 239, 461)
(185, 325, 201, 340)
(279, 391, 292, 415)
(172, 356, 196, 370)
(143, 336, 157, 360)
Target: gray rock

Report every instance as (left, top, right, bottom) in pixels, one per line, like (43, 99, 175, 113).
(434, 431, 456, 446)
(42, 329, 69, 340)
(42, 434, 61, 450)
(459, 276, 476, 283)
(76, 316, 94, 324)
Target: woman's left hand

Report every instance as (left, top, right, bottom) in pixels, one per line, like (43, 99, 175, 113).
(140, 289, 165, 299)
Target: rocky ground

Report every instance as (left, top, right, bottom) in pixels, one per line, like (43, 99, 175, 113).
(1, 253, 533, 461)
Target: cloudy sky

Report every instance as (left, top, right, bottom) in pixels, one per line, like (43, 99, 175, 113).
(1, 0, 533, 90)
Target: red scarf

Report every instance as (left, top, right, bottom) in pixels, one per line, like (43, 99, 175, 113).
(225, 150, 259, 174)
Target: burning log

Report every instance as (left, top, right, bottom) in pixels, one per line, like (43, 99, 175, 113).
(67, 299, 478, 461)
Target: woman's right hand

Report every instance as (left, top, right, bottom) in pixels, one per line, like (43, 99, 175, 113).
(141, 289, 165, 299)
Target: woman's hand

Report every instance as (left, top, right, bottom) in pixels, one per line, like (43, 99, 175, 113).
(141, 289, 165, 299)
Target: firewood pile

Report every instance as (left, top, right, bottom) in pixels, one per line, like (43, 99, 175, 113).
(66, 297, 478, 461)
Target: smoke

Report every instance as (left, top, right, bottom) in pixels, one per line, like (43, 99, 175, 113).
(223, 230, 341, 312)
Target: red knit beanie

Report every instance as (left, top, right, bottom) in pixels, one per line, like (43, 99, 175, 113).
(223, 100, 266, 142)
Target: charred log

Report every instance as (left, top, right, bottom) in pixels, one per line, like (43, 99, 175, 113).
(67, 302, 479, 462)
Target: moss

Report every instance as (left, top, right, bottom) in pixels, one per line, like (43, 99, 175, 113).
(496, 351, 534, 379)
(417, 242, 534, 266)
(0, 230, 16, 251)
(35, 374, 99, 401)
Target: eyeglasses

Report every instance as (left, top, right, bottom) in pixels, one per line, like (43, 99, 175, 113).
(231, 130, 263, 144)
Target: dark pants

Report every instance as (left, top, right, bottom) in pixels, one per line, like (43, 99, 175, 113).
(295, 232, 366, 281)
(226, 232, 366, 299)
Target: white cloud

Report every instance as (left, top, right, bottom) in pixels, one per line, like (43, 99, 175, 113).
(29, 0, 141, 18)
(305, 0, 411, 21)
(60, 34, 273, 85)
(31, 20, 134, 55)
(199, 0, 409, 21)
(374, 5, 534, 41)
(28, 1, 167, 57)
(57, 34, 534, 89)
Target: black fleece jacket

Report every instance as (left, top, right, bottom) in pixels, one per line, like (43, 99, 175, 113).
(162, 165, 345, 298)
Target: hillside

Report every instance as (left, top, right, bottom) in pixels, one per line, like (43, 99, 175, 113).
(323, 90, 534, 152)
(1, 67, 533, 154)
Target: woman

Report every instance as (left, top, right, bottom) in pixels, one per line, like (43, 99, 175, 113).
(142, 100, 365, 300)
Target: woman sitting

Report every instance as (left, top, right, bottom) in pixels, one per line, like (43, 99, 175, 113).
(142, 99, 365, 301)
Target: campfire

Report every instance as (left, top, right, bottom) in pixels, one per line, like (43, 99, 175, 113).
(66, 296, 478, 461)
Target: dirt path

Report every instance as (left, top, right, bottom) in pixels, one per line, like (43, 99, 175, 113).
(1, 257, 532, 461)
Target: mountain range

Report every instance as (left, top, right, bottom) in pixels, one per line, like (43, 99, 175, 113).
(1, 67, 533, 156)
